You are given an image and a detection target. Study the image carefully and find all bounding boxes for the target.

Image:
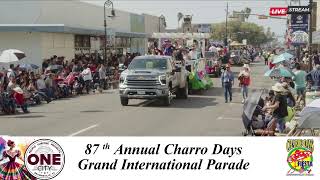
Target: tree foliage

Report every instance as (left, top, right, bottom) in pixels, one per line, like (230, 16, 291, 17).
(211, 21, 275, 46)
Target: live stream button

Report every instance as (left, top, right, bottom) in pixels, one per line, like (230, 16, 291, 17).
(269, 7, 288, 16)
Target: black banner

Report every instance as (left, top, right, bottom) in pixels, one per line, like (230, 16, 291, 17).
(287, 6, 311, 14)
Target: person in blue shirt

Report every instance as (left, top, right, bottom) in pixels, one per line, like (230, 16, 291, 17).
(221, 64, 234, 103)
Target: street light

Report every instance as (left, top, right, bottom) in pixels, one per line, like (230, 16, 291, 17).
(158, 15, 165, 32)
(104, 0, 116, 64)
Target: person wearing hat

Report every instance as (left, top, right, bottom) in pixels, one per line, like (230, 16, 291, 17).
(13, 86, 29, 113)
(221, 64, 234, 103)
(238, 64, 251, 103)
(262, 83, 288, 133)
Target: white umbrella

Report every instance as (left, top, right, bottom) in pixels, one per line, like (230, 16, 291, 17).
(0, 49, 26, 63)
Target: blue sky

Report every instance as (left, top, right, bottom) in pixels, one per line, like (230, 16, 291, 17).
(88, 0, 309, 39)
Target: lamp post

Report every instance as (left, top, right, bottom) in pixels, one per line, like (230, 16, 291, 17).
(308, 0, 313, 71)
(158, 15, 165, 32)
(225, 2, 229, 47)
(104, 0, 115, 64)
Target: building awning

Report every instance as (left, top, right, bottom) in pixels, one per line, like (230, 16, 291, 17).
(0, 24, 147, 38)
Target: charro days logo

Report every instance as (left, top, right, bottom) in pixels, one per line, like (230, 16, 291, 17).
(25, 139, 65, 179)
(286, 139, 313, 176)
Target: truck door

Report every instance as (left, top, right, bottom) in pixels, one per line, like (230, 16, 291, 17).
(168, 58, 178, 88)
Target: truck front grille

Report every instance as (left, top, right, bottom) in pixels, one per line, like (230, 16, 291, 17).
(126, 75, 160, 86)
(126, 79, 160, 86)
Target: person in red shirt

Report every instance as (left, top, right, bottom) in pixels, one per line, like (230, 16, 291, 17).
(269, 61, 276, 70)
(89, 63, 97, 73)
(238, 64, 251, 103)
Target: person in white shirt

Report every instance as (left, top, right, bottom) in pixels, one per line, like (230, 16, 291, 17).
(36, 74, 51, 98)
(81, 66, 93, 82)
(209, 45, 217, 53)
(81, 65, 93, 93)
(7, 64, 16, 79)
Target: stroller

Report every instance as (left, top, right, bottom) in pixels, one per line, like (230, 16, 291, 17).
(242, 91, 272, 136)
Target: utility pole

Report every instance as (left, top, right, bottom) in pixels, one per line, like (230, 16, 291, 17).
(225, 2, 229, 47)
(309, 0, 313, 71)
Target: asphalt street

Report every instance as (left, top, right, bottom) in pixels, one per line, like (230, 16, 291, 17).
(0, 61, 273, 136)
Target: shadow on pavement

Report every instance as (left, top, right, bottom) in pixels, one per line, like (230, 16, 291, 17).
(142, 96, 218, 108)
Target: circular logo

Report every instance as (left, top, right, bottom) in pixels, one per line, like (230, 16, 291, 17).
(287, 147, 313, 173)
(25, 139, 65, 180)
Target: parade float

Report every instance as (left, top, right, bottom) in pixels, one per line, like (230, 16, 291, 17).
(188, 57, 214, 91)
(149, 33, 213, 92)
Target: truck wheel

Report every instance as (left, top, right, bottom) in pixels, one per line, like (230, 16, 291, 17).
(163, 91, 172, 106)
(120, 97, 129, 106)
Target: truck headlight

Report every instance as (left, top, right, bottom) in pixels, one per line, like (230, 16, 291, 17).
(159, 75, 166, 85)
(120, 76, 126, 84)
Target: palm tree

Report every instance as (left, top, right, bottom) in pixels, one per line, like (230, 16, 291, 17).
(177, 12, 183, 31)
(243, 7, 251, 21)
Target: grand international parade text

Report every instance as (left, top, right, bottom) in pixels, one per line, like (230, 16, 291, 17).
(78, 143, 250, 171)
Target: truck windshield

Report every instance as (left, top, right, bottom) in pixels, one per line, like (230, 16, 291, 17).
(128, 58, 167, 70)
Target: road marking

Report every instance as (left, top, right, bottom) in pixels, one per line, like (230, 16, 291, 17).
(217, 116, 239, 121)
(69, 124, 98, 136)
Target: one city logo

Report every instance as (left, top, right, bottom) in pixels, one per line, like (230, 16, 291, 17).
(25, 139, 65, 179)
(286, 139, 314, 176)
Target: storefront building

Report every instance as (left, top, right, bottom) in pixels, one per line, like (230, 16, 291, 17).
(0, 1, 148, 65)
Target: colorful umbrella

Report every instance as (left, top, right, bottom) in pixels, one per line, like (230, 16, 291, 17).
(20, 63, 39, 70)
(281, 52, 294, 59)
(0, 49, 26, 63)
(264, 67, 295, 78)
(46, 65, 63, 71)
(272, 53, 294, 64)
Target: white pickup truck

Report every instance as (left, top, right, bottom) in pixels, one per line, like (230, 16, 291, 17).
(119, 55, 188, 106)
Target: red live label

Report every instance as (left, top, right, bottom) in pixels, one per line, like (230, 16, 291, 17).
(269, 7, 288, 16)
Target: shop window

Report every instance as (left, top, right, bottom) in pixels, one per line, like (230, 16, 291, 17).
(75, 35, 91, 48)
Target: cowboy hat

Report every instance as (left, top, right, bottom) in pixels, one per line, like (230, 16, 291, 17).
(13, 87, 24, 94)
(272, 83, 287, 92)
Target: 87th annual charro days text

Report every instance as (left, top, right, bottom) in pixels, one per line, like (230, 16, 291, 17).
(78, 144, 250, 170)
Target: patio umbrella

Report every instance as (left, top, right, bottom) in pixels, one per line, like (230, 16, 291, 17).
(19, 63, 39, 70)
(272, 53, 294, 64)
(264, 67, 295, 78)
(298, 111, 320, 129)
(0, 49, 26, 63)
(300, 99, 320, 116)
(281, 52, 294, 59)
(242, 91, 264, 129)
(46, 65, 63, 71)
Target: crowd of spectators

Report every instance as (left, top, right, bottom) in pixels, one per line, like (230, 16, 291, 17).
(0, 52, 139, 114)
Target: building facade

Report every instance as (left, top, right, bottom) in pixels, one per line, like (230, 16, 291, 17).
(313, 0, 320, 50)
(0, 1, 153, 65)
